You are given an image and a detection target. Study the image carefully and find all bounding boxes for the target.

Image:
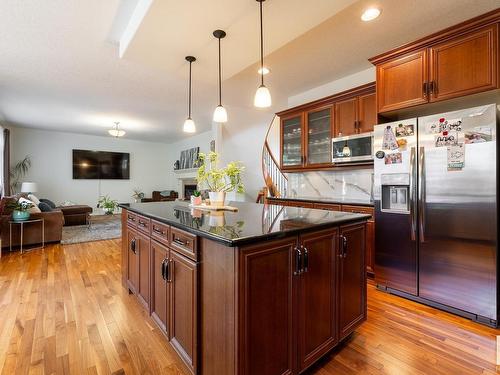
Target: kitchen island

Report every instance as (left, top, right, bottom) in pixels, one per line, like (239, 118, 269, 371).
(120, 201, 370, 375)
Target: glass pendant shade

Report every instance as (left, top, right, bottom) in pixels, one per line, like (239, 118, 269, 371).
(108, 129, 126, 137)
(213, 105, 228, 123)
(183, 118, 196, 133)
(254, 84, 272, 108)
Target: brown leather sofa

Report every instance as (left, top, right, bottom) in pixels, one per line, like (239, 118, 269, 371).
(57, 205, 93, 226)
(1, 210, 65, 249)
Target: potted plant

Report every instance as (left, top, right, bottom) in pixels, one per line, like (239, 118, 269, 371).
(132, 188, 145, 203)
(190, 190, 202, 206)
(196, 152, 244, 207)
(7, 199, 34, 221)
(97, 195, 118, 215)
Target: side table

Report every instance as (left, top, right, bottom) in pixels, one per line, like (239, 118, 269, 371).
(9, 218, 45, 254)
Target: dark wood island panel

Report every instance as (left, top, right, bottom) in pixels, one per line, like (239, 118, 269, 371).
(120, 201, 369, 375)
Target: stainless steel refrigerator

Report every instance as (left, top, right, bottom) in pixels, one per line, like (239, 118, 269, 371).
(373, 104, 498, 326)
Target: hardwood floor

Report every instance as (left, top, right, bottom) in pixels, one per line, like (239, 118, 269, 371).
(0, 240, 498, 374)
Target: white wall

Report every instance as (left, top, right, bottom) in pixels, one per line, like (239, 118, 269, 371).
(10, 126, 170, 207)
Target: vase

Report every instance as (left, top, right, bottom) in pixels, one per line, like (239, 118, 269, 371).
(190, 196, 202, 206)
(12, 210, 30, 221)
(104, 207, 114, 215)
(208, 191, 225, 207)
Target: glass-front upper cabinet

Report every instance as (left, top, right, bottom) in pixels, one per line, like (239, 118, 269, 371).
(281, 114, 303, 169)
(305, 106, 333, 166)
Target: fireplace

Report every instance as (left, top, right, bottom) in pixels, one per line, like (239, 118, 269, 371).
(184, 184, 197, 200)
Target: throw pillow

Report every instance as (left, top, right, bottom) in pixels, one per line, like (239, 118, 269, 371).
(38, 202, 53, 212)
(28, 194, 41, 206)
(40, 198, 56, 209)
(18, 197, 41, 214)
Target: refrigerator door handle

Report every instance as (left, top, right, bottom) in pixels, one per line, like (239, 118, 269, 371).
(418, 146, 426, 243)
(409, 146, 417, 241)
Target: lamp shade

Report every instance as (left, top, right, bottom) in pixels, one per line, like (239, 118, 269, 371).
(183, 118, 196, 133)
(254, 85, 272, 108)
(213, 105, 228, 123)
(21, 182, 38, 193)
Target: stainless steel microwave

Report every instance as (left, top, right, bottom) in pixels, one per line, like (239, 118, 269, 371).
(332, 132, 373, 163)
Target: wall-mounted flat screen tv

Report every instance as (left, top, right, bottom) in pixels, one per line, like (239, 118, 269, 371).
(73, 149, 130, 179)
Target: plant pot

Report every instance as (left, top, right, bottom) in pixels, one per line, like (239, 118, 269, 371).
(208, 191, 225, 207)
(104, 207, 114, 215)
(12, 210, 30, 221)
(190, 196, 202, 206)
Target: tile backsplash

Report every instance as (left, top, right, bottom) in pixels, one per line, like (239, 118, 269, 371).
(284, 169, 374, 203)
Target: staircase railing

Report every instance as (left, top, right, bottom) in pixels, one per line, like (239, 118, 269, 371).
(262, 140, 287, 198)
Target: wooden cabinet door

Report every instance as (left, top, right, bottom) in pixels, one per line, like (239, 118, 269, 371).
(169, 251, 197, 374)
(127, 227, 139, 294)
(136, 231, 151, 310)
(305, 106, 333, 167)
(357, 92, 377, 133)
(281, 113, 304, 170)
(151, 240, 169, 335)
(338, 223, 367, 340)
(429, 25, 498, 102)
(366, 220, 375, 277)
(298, 229, 338, 372)
(377, 49, 428, 112)
(334, 97, 357, 137)
(239, 238, 297, 375)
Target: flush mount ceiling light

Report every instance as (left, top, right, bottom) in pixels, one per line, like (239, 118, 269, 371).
(361, 7, 381, 21)
(258, 67, 270, 75)
(254, 0, 272, 108)
(183, 56, 197, 133)
(108, 121, 125, 137)
(213, 29, 228, 123)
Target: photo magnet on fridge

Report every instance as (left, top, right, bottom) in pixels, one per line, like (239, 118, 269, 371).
(435, 131, 459, 147)
(447, 143, 465, 170)
(384, 152, 402, 165)
(395, 123, 415, 137)
(382, 126, 399, 150)
(464, 127, 492, 144)
(427, 117, 462, 133)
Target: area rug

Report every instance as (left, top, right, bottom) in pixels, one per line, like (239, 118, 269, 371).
(61, 215, 121, 244)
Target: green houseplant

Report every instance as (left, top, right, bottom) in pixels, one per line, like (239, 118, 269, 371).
(196, 152, 244, 206)
(132, 188, 145, 203)
(190, 190, 202, 206)
(10, 156, 32, 194)
(7, 199, 35, 221)
(97, 195, 118, 215)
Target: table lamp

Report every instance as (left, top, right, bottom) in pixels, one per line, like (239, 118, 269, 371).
(21, 182, 38, 194)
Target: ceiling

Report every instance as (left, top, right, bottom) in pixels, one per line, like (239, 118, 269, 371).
(0, 0, 498, 142)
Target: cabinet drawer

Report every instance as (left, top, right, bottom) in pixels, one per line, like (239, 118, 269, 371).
(136, 215, 151, 234)
(126, 211, 138, 228)
(341, 205, 374, 218)
(151, 220, 170, 246)
(170, 227, 198, 261)
(314, 203, 342, 211)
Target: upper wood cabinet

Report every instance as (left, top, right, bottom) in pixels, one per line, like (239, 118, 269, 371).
(305, 106, 333, 167)
(376, 50, 428, 113)
(334, 97, 357, 137)
(281, 113, 304, 170)
(429, 25, 498, 102)
(278, 83, 376, 171)
(370, 12, 499, 113)
(357, 92, 377, 134)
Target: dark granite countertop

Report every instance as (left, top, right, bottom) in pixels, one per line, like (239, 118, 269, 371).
(267, 196, 374, 207)
(120, 201, 370, 247)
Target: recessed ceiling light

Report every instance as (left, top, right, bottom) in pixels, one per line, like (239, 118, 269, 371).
(361, 7, 381, 21)
(258, 67, 270, 75)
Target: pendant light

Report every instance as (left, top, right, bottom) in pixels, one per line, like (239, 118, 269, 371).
(108, 121, 125, 137)
(213, 30, 228, 123)
(183, 56, 196, 133)
(254, 0, 271, 108)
